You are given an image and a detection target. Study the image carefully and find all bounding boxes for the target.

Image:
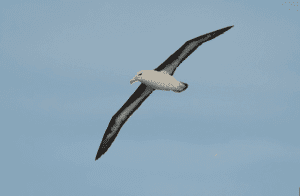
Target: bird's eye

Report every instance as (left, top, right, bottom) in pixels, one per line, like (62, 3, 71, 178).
(138, 73, 142, 76)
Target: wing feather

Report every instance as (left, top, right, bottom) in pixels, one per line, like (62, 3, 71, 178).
(154, 25, 234, 75)
(95, 84, 154, 160)
(95, 25, 234, 160)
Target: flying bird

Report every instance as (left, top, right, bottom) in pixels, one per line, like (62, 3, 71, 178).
(95, 25, 234, 160)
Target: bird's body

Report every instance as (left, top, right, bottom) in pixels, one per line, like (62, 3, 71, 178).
(95, 25, 234, 160)
(130, 70, 188, 92)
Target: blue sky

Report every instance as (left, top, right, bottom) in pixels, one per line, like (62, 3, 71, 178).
(1, 0, 300, 195)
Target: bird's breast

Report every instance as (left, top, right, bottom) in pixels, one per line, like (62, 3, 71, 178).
(142, 73, 180, 91)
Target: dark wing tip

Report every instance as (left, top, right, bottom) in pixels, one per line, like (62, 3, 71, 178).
(224, 25, 234, 29)
(95, 147, 105, 160)
(95, 155, 101, 161)
(95, 151, 101, 161)
(95, 139, 111, 160)
(189, 25, 234, 43)
(154, 25, 234, 74)
(222, 25, 234, 33)
(225, 25, 234, 31)
(202, 25, 234, 42)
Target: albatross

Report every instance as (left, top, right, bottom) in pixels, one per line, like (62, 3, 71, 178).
(95, 25, 234, 160)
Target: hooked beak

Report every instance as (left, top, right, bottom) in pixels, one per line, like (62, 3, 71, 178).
(130, 77, 138, 85)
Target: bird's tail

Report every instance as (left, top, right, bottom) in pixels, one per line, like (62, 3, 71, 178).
(173, 82, 188, 93)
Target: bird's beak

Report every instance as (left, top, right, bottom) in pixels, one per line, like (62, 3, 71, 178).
(130, 77, 138, 85)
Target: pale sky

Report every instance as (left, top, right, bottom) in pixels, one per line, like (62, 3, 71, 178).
(1, 0, 300, 195)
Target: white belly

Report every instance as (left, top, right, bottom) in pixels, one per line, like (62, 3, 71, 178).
(140, 71, 181, 91)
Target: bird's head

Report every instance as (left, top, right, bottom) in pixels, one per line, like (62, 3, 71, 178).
(130, 70, 145, 84)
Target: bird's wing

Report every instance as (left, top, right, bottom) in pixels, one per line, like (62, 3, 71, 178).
(95, 84, 154, 160)
(96, 25, 234, 160)
(154, 25, 234, 76)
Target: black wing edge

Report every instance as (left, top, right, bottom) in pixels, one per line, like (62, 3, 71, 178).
(95, 83, 154, 160)
(154, 25, 234, 75)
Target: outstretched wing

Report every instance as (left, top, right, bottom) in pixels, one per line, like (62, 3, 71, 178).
(95, 84, 154, 160)
(154, 25, 234, 75)
(96, 25, 234, 160)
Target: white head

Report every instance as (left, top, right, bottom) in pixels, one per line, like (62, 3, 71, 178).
(130, 70, 148, 84)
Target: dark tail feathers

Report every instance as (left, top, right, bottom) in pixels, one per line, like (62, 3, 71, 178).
(173, 82, 188, 93)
